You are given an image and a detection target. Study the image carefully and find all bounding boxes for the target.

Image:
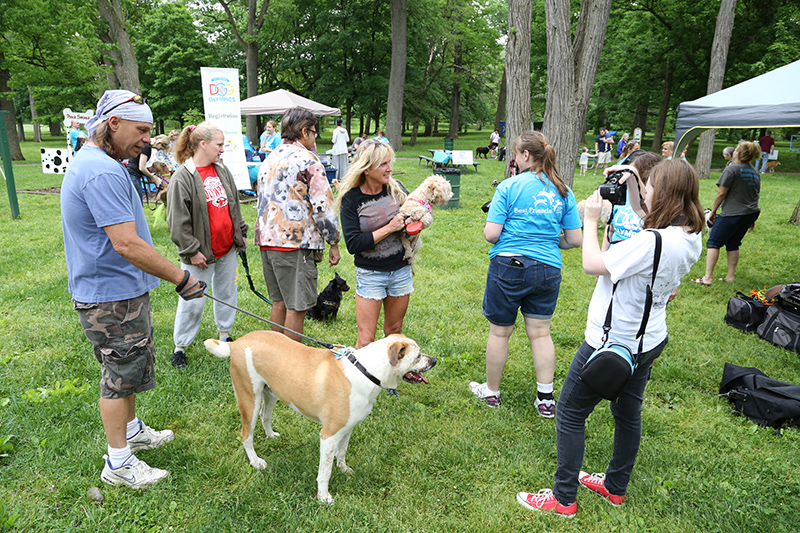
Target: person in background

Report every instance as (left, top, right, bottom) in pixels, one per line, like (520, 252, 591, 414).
(350, 133, 367, 153)
(259, 120, 281, 161)
(242, 133, 257, 162)
(755, 130, 775, 174)
(615, 133, 629, 158)
(602, 151, 662, 248)
(68, 120, 87, 154)
(61, 90, 203, 489)
(168, 129, 180, 151)
(490, 128, 501, 157)
(661, 141, 674, 159)
(166, 122, 249, 368)
(336, 140, 411, 349)
(618, 139, 640, 163)
(692, 141, 761, 286)
(374, 130, 389, 144)
(516, 159, 704, 517)
(126, 135, 157, 202)
(722, 146, 735, 167)
(594, 128, 614, 176)
(255, 108, 340, 342)
(470, 131, 582, 415)
(330, 118, 350, 179)
(579, 147, 596, 176)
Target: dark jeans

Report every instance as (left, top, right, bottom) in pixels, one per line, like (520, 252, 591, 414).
(553, 337, 668, 504)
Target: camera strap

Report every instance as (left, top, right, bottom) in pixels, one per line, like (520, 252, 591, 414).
(600, 230, 663, 360)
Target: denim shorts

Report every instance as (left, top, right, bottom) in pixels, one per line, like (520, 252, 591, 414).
(706, 211, 760, 251)
(355, 265, 414, 300)
(483, 255, 562, 325)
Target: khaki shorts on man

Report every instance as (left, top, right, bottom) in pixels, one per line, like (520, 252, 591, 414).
(261, 249, 318, 311)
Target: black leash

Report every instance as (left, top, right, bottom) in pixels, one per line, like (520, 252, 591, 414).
(204, 292, 334, 349)
(238, 250, 272, 305)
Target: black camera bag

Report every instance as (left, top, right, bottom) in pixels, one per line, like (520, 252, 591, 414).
(777, 283, 800, 314)
(724, 292, 769, 333)
(719, 363, 800, 431)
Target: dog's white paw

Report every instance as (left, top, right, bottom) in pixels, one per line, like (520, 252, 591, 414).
(250, 457, 267, 470)
(265, 431, 280, 439)
(340, 465, 353, 474)
(315, 491, 335, 504)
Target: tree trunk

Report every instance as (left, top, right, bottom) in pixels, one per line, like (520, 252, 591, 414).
(633, 104, 647, 132)
(28, 87, 41, 143)
(652, 64, 672, 151)
(447, 42, 463, 140)
(505, 0, 532, 176)
(0, 62, 24, 161)
(97, 0, 141, 93)
(16, 119, 25, 142)
(49, 121, 62, 137)
(789, 198, 800, 225)
(386, 0, 407, 151)
(494, 69, 507, 133)
(542, 0, 612, 187)
(695, 0, 737, 179)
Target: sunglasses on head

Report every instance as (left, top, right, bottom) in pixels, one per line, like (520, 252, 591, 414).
(104, 94, 147, 115)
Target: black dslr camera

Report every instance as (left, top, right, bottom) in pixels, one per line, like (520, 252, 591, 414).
(597, 171, 628, 205)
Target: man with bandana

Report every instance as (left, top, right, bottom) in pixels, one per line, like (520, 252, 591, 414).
(61, 90, 205, 488)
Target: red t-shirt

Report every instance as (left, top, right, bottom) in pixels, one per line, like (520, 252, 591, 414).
(197, 164, 234, 258)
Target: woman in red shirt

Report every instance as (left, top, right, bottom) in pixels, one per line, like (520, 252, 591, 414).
(166, 122, 248, 368)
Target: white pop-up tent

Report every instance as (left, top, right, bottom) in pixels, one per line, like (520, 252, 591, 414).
(674, 59, 800, 155)
(240, 89, 341, 117)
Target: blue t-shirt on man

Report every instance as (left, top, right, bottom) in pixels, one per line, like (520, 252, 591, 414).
(61, 145, 160, 303)
(486, 171, 582, 269)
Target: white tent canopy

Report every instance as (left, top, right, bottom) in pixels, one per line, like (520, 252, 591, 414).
(674, 59, 800, 154)
(240, 89, 341, 117)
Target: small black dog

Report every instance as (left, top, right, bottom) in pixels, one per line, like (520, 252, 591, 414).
(475, 146, 490, 159)
(307, 273, 350, 322)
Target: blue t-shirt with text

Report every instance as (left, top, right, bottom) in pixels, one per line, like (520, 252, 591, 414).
(486, 171, 581, 269)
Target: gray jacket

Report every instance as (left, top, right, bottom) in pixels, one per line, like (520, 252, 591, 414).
(166, 158, 248, 265)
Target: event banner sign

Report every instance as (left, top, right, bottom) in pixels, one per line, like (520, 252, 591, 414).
(200, 67, 250, 190)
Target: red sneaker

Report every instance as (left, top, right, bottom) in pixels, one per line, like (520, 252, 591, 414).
(516, 489, 576, 517)
(578, 471, 626, 506)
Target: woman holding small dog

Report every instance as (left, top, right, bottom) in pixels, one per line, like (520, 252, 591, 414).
(166, 122, 249, 368)
(336, 140, 411, 349)
(693, 141, 761, 286)
(516, 159, 704, 517)
(471, 131, 582, 416)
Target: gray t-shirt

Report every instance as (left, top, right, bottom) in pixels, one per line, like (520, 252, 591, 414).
(718, 163, 760, 217)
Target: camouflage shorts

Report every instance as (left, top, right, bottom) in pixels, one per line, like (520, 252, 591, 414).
(74, 293, 157, 400)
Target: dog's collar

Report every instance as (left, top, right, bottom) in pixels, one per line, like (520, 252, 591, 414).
(409, 197, 432, 213)
(345, 351, 383, 388)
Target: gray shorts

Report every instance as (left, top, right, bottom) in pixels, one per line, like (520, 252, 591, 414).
(261, 249, 318, 311)
(74, 293, 156, 400)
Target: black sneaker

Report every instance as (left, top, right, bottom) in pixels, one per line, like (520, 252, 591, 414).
(221, 336, 233, 343)
(172, 349, 187, 369)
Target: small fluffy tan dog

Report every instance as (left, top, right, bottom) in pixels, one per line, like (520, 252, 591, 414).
(576, 198, 613, 228)
(398, 174, 453, 265)
(147, 161, 170, 205)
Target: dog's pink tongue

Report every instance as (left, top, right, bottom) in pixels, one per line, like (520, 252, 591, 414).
(404, 372, 429, 384)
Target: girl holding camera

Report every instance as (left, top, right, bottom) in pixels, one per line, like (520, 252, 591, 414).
(471, 131, 582, 415)
(517, 159, 704, 516)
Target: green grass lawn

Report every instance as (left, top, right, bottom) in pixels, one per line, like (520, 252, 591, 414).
(1, 130, 799, 532)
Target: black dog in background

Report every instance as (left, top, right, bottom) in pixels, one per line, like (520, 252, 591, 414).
(475, 146, 491, 159)
(308, 273, 350, 322)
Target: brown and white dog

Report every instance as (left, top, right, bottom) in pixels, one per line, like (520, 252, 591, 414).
(204, 331, 436, 504)
(766, 160, 780, 173)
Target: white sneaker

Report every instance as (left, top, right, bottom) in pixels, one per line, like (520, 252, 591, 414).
(534, 397, 556, 418)
(100, 455, 169, 489)
(469, 381, 501, 407)
(128, 421, 174, 452)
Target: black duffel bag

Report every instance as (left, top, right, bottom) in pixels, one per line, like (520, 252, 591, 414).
(719, 363, 800, 432)
(724, 291, 768, 333)
(757, 304, 800, 354)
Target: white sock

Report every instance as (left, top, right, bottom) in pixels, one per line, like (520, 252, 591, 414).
(126, 418, 141, 440)
(537, 382, 554, 394)
(107, 445, 133, 469)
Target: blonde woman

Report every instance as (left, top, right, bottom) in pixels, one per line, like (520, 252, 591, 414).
(166, 122, 248, 368)
(335, 140, 410, 349)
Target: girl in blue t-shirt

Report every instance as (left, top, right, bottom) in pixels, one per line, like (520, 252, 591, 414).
(470, 131, 582, 417)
